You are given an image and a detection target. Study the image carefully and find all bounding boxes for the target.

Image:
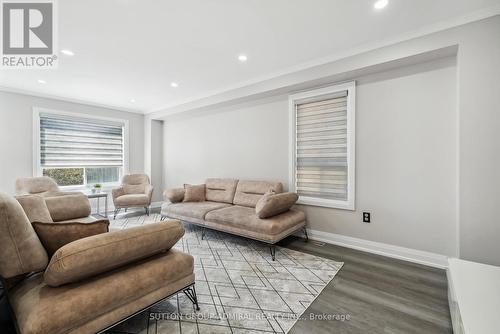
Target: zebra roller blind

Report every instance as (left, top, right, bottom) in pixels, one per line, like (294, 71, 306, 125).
(40, 114, 124, 168)
(295, 90, 349, 202)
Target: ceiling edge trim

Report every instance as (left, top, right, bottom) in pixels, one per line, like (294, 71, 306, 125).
(0, 86, 145, 115)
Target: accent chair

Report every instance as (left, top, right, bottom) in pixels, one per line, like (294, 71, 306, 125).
(15, 176, 60, 197)
(15, 176, 96, 223)
(112, 174, 154, 219)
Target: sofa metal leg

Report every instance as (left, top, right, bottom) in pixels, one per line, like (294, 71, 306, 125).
(183, 285, 200, 311)
(144, 207, 150, 216)
(303, 227, 309, 242)
(113, 208, 120, 220)
(270, 245, 276, 261)
(124, 208, 128, 212)
(201, 226, 206, 240)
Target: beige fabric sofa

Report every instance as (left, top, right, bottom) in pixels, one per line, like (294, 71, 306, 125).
(112, 174, 154, 218)
(15, 176, 96, 223)
(161, 178, 307, 260)
(0, 192, 198, 334)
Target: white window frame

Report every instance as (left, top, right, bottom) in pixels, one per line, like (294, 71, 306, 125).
(288, 81, 356, 210)
(32, 107, 130, 190)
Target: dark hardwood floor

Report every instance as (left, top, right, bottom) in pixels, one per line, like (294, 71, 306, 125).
(0, 211, 452, 333)
(278, 237, 452, 334)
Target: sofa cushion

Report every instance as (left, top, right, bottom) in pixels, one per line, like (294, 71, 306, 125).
(122, 174, 150, 185)
(32, 219, 109, 257)
(255, 192, 299, 218)
(0, 193, 49, 279)
(233, 180, 283, 207)
(115, 194, 150, 206)
(183, 184, 206, 202)
(122, 174, 150, 194)
(205, 205, 305, 236)
(44, 193, 91, 222)
(9, 250, 194, 334)
(163, 201, 231, 220)
(123, 184, 145, 194)
(205, 178, 238, 204)
(15, 195, 53, 223)
(44, 220, 185, 287)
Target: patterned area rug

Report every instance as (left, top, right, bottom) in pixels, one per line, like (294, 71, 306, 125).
(106, 213, 343, 334)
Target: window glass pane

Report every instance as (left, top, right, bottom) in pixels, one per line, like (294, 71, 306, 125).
(43, 168, 84, 186)
(86, 167, 119, 185)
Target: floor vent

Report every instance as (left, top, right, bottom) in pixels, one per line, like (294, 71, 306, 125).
(312, 241, 325, 247)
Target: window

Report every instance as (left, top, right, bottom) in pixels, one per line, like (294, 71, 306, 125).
(34, 109, 128, 188)
(289, 82, 355, 210)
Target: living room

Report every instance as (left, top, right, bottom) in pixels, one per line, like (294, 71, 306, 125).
(1, 1, 499, 334)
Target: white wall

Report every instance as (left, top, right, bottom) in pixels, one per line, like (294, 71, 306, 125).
(150, 119, 164, 202)
(163, 96, 289, 189)
(0, 91, 145, 195)
(456, 17, 500, 266)
(161, 16, 500, 266)
(163, 58, 458, 256)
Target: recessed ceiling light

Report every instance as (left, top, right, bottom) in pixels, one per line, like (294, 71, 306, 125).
(37, 79, 46, 84)
(170, 82, 179, 88)
(130, 99, 136, 103)
(238, 54, 248, 62)
(374, 0, 388, 9)
(60, 49, 74, 56)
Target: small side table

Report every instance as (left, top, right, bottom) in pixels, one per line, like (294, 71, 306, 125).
(85, 192, 108, 218)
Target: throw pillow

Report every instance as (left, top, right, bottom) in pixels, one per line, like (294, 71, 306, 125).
(32, 219, 109, 256)
(44, 220, 185, 287)
(16, 194, 53, 223)
(255, 192, 299, 218)
(44, 193, 92, 222)
(164, 188, 185, 203)
(183, 184, 206, 202)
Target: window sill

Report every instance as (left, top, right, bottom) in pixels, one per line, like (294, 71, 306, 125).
(296, 197, 355, 211)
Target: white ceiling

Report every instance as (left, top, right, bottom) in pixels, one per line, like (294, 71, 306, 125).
(1, 0, 499, 113)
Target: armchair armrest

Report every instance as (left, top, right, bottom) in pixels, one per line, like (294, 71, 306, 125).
(163, 188, 185, 203)
(144, 184, 154, 201)
(112, 186, 125, 200)
(44, 220, 185, 287)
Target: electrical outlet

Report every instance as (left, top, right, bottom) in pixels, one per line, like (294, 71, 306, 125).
(363, 212, 371, 223)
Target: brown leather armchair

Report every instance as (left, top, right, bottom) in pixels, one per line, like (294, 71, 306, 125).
(112, 174, 154, 218)
(0, 192, 197, 334)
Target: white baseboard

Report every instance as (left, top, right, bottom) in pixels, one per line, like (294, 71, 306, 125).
(304, 228, 449, 269)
